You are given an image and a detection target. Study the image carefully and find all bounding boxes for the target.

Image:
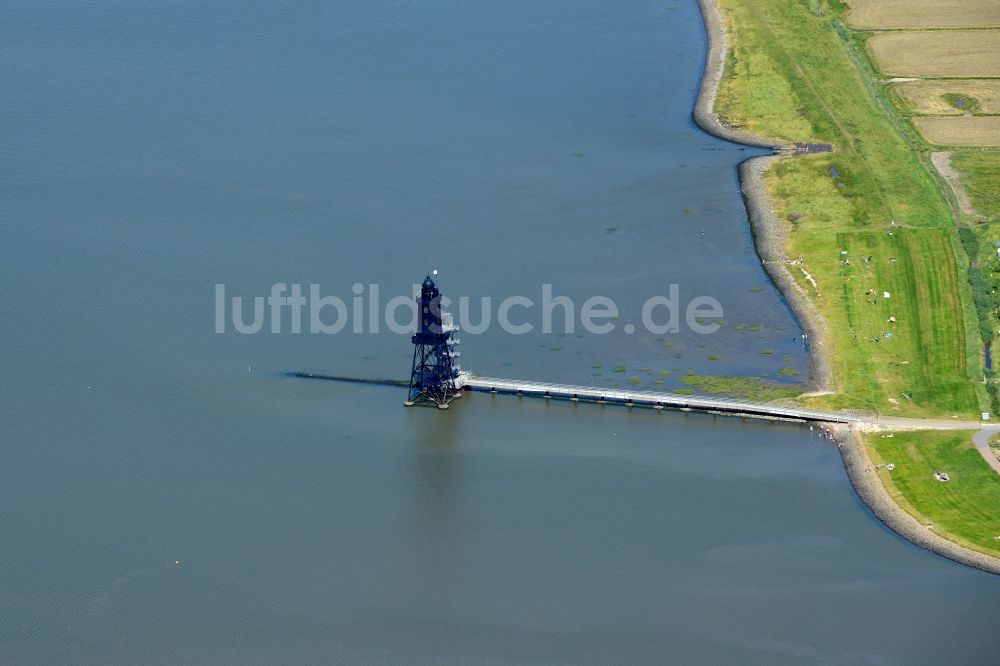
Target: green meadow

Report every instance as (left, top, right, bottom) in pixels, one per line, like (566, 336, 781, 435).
(716, 0, 983, 418)
(712, 0, 1000, 559)
(867, 431, 1000, 557)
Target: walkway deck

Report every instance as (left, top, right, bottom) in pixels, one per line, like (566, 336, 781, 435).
(462, 376, 860, 424)
(289, 371, 1000, 471)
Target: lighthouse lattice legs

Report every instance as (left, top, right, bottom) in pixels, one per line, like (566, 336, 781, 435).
(406, 340, 460, 407)
(404, 274, 464, 408)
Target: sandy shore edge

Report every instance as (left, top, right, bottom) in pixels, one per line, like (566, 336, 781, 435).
(693, 0, 999, 574)
(692, 0, 831, 393)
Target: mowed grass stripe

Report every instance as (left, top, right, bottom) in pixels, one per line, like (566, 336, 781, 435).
(909, 231, 966, 375)
(828, 229, 974, 414)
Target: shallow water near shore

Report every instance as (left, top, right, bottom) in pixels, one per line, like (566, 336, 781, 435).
(2, 0, 998, 663)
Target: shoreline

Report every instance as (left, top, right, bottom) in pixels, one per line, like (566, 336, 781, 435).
(692, 0, 999, 574)
(692, 0, 832, 395)
(836, 425, 1000, 575)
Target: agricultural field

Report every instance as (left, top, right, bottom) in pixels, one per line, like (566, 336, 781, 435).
(890, 80, 1000, 116)
(867, 430, 1000, 557)
(867, 31, 1000, 78)
(844, 0, 1000, 29)
(914, 117, 1000, 147)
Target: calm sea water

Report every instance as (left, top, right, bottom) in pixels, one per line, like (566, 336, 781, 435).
(2, 0, 997, 663)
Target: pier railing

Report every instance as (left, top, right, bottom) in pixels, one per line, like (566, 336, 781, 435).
(463, 375, 859, 424)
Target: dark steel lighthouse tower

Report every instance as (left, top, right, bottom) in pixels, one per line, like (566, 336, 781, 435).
(404, 274, 464, 409)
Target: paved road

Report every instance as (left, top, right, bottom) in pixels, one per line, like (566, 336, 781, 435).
(868, 416, 996, 431)
(971, 429, 1000, 474)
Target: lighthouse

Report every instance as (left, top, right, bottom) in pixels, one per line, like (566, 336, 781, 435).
(404, 273, 464, 408)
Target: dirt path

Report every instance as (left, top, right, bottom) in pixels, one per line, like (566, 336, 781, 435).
(931, 151, 980, 218)
(856, 416, 1000, 474)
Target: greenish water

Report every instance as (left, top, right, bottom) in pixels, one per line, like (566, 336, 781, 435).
(1, 1, 997, 663)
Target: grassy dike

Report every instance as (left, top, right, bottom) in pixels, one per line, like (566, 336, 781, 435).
(702, 0, 1000, 568)
(713, 0, 983, 418)
(866, 431, 1000, 557)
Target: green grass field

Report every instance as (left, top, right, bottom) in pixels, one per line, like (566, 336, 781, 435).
(714, 0, 998, 560)
(867, 430, 1000, 556)
(715, 0, 983, 417)
(803, 227, 975, 415)
(950, 152, 1000, 224)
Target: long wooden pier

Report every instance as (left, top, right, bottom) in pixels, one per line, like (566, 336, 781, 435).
(461, 375, 860, 424)
(289, 371, 861, 424)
